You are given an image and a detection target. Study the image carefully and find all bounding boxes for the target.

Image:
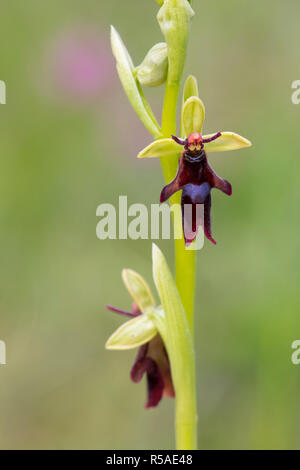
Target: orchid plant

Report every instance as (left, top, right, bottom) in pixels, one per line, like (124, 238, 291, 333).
(106, 0, 251, 450)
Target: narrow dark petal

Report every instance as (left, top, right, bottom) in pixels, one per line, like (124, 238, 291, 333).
(171, 134, 186, 146)
(106, 304, 139, 317)
(204, 193, 216, 245)
(202, 132, 222, 143)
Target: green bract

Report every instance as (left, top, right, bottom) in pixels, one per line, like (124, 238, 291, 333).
(151, 244, 197, 449)
(136, 43, 168, 87)
(110, 26, 161, 138)
(152, 244, 192, 350)
(157, 0, 194, 85)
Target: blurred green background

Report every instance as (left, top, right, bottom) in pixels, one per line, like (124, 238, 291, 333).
(0, 0, 300, 449)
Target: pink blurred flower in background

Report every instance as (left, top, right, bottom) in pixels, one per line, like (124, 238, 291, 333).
(44, 26, 113, 104)
(40, 25, 158, 164)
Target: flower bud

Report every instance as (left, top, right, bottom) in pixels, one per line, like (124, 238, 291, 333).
(157, 0, 194, 85)
(136, 43, 168, 87)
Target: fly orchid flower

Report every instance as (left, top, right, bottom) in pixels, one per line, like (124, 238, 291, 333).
(105, 269, 174, 408)
(161, 131, 232, 245)
(138, 77, 252, 245)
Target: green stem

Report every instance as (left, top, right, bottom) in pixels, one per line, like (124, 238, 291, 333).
(160, 82, 196, 333)
(160, 83, 180, 181)
(159, 81, 198, 449)
(173, 335, 198, 450)
(175, 238, 196, 334)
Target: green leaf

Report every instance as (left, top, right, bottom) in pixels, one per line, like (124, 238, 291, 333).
(110, 26, 161, 138)
(151, 244, 194, 380)
(203, 132, 252, 152)
(105, 313, 157, 350)
(182, 96, 205, 137)
(138, 138, 182, 159)
(152, 244, 191, 347)
(122, 269, 156, 313)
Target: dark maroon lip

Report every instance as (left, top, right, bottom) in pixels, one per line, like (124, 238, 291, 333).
(184, 150, 206, 163)
(160, 139, 232, 245)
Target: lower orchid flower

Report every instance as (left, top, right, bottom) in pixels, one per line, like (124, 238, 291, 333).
(105, 244, 197, 448)
(106, 269, 174, 408)
(138, 83, 252, 246)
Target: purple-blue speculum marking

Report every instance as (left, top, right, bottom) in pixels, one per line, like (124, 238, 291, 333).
(160, 132, 232, 245)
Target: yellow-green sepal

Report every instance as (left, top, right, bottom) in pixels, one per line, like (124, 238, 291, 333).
(122, 269, 155, 313)
(180, 75, 199, 137)
(105, 312, 157, 350)
(182, 96, 205, 137)
(204, 132, 252, 152)
(182, 75, 199, 102)
(138, 138, 182, 159)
